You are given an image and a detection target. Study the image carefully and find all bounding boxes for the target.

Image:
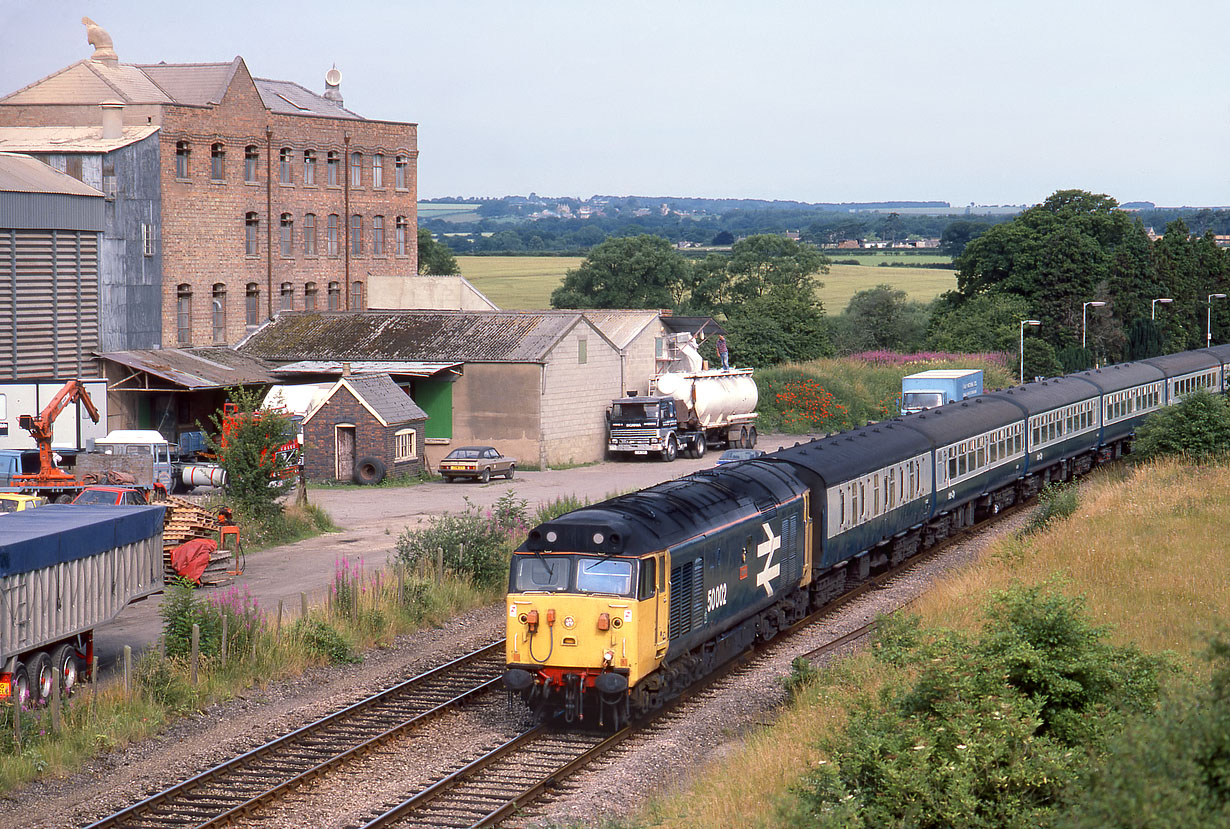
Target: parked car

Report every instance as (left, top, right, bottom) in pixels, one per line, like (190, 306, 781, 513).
(715, 448, 765, 465)
(71, 486, 149, 506)
(438, 446, 516, 483)
(0, 493, 48, 513)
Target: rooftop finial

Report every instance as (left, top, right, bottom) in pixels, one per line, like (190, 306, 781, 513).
(82, 17, 118, 66)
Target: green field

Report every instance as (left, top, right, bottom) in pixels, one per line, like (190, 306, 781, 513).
(826, 250, 954, 266)
(418, 203, 481, 223)
(456, 255, 956, 311)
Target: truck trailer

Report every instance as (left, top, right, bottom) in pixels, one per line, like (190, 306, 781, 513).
(900, 369, 984, 416)
(0, 504, 165, 705)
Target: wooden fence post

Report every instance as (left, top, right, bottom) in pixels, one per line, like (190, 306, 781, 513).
(190, 624, 199, 685)
(301, 591, 309, 621)
(50, 667, 61, 733)
(123, 645, 132, 695)
(436, 547, 444, 584)
(276, 600, 284, 639)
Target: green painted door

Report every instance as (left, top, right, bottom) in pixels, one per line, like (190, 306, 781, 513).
(415, 380, 453, 440)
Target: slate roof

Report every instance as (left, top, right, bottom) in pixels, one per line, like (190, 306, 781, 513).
(0, 153, 104, 197)
(238, 311, 594, 363)
(328, 375, 428, 425)
(98, 347, 278, 389)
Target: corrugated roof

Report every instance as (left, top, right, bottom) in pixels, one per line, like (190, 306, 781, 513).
(271, 361, 461, 377)
(98, 347, 278, 389)
(0, 126, 159, 154)
(238, 311, 587, 363)
(339, 375, 428, 424)
(582, 310, 661, 349)
(0, 153, 104, 197)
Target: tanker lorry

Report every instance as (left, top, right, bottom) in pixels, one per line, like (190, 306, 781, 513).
(606, 334, 758, 462)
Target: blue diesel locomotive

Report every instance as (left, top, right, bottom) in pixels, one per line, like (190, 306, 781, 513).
(504, 345, 1230, 726)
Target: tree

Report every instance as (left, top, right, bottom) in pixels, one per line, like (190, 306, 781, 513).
(207, 388, 295, 522)
(1125, 318, 1164, 360)
(418, 228, 460, 275)
(689, 234, 829, 312)
(711, 230, 734, 246)
(550, 234, 692, 309)
(928, 292, 1032, 354)
(939, 220, 991, 257)
(1133, 389, 1230, 462)
(840, 284, 929, 353)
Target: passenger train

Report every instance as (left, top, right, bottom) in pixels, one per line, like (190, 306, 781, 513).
(503, 345, 1230, 726)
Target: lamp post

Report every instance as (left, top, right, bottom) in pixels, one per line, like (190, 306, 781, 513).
(1020, 319, 1041, 384)
(1082, 300, 1106, 349)
(1151, 297, 1172, 320)
(1208, 293, 1226, 348)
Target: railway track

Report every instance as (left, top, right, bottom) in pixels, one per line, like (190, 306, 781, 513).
(85, 641, 507, 829)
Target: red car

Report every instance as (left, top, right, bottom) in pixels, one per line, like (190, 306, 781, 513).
(71, 486, 149, 506)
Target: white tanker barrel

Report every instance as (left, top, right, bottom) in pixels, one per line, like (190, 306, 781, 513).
(654, 370, 758, 428)
(181, 464, 228, 488)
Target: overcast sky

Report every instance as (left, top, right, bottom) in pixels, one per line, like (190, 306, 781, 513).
(3, 1, 1228, 207)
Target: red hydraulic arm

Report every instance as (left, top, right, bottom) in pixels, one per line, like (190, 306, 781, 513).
(14, 379, 101, 485)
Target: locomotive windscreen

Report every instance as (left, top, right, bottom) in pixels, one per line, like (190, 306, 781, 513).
(510, 554, 638, 597)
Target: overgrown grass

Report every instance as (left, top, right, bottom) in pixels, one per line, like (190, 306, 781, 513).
(755, 353, 1016, 433)
(639, 458, 1230, 827)
(0, 492, 594, 796)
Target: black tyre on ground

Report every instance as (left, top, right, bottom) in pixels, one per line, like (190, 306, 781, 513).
(27, 651, 52, 705)
(479, 468, 491, 483)
(353, 456, 387, 485)
(662, 437, 677, 462)
(505, 465, 515, 479)
(443, 475, 454, 483)
(50, 643, 81, 695)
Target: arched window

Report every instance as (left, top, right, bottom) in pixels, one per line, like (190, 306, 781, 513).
(210, 143, 225, 180)
(303, 213, 316, 255)
(327, 151, 339, 186)
(245, 212, 259, 255)
(327, 213, 339, 256)
(350, 280, 364, 310)
(280, 282, 294, 311)
(211, 283, 227, 342)
(372, 153, 384, 188)
(175, 141, 190, 178)
(350, 151, 362, 186)
(304, 281, 318, 312)
(244, 145, 258, 182)
(395, 155, 407, 190)
(327, 281, 341, 311)
(280, 213, 293, 257)
(303, 150, 316, 185)
(176, 284, 192, 345)
(373, 215, 385, 255)
(350, 214, 362, 255)
(246, 282, 260, 326)
(279, 148, 292, 184)
(395, 216, 408, 256)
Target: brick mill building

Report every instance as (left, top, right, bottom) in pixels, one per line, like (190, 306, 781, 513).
(0, 19, 419, 353)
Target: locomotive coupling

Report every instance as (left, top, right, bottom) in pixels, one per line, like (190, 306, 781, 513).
(503, 667, 535, 691)
(595, 671, 628, 695)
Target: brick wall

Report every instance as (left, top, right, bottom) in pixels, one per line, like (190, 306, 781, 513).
(302, 385, 424, 482)
(156, 61, 418, 347)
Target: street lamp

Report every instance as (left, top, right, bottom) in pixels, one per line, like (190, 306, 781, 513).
(1082, 301, 1106, 349)
(1020, 319, 1041, 384)
(1151, 297, 1173, 320)
(1208, 293, 1226, 348)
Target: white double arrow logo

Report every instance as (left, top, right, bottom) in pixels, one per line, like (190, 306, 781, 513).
(755, 522, 781, 597)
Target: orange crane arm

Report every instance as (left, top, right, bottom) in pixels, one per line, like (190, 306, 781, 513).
(16, 379, 101, 481)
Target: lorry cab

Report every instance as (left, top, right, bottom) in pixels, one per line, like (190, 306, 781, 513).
(91, 430, 174, 492)
(901, 369, 984, 416)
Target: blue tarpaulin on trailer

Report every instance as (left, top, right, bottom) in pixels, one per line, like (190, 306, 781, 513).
(0, 504, 165, 578)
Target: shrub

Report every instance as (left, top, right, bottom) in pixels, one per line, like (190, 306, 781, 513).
(133, 654, 196, 712)
(1133, 389, 1230, 464)
(393, 498, 521, 588)
(292, 619, 360, 664)
(782, 657, 821, 702)
(160, 578, 222, 658)
(533, 494, 590, 525)
(206, 585, 264, 659)
(792, 583, 1167, 828)
(1021, 482, 1080, 536)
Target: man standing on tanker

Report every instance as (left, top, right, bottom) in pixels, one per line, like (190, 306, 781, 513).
(716, 334, 730, 370)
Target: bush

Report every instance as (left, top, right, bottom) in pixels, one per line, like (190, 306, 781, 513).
(133, 654, 197, 712)
(393, 498, 522, 589)
(783, 657, 821, 702)
(292, 619, 360, 664)
(533, 494, 590, 525)
(1021, 482, 1080, 536)
(160, 579, 222, 658)
(792, 583, 1167, 828)
(1133, 389, 1230, 464)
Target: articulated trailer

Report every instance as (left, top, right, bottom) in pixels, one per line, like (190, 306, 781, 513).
(0, 504, 165, 705)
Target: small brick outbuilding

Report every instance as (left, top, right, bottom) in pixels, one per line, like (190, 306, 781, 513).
(301, 374, 427, 484)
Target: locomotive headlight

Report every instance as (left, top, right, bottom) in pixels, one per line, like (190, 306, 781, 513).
(603, 649, 614, 663)
(563, 616, 575, 628)
(592, 532, 605, 545)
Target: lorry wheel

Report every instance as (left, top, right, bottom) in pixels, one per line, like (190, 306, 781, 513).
(479, 468, 491, 483)
(27, 652, 52, 705)
(662, 438, 678, 462)
(739, 426, 750, 448)
(747, 427, 758, 448)
(10, 662, 31, 708)
(51, 644, 80, 695)
(694, 439, 706, 459)
(353, 456, 387, 485)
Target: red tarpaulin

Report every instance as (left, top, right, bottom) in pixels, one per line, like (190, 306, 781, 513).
(171, 538, 217, 585)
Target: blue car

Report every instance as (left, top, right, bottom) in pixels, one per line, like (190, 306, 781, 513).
(715, 448, 765, 465)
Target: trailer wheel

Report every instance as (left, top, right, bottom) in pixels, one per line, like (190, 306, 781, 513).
(353, 456, 387, 485)
(739, 426, 750, 448)
(693, 438, 706, 459)
(27, 652, 52, 704)
(10, 662, 31, 708)
(51, 644, 80, 695)
(747, 426, 758, 448)
(661, 437, 678, 462)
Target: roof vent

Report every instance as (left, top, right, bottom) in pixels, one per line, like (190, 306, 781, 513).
(83, 17, 118, 66)
(323, 66, 343, 104)
(100, 101, 123, 139)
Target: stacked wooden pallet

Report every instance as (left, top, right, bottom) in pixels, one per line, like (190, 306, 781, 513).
(161, 496, 233, 585)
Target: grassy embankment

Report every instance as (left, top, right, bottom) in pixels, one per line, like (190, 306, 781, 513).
(455, 255, 956, 312)
(635, 459, 1230, 827)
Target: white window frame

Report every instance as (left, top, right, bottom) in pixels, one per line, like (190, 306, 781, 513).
(395, 428, 416, 461)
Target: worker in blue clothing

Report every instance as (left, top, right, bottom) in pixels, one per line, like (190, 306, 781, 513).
(716, 334, 730, 370)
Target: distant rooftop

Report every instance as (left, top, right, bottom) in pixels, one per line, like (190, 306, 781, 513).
(0, 152, 103, 197)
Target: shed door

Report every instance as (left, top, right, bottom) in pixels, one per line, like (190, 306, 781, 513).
(335, 425, 355, 481)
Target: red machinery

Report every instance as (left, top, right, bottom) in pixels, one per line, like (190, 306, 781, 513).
(13, 380, 100, 492)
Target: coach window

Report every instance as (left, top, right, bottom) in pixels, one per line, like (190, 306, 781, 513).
(244, 145, 258, 182)
(838, 490, 846, 525)
(638, 558, 656, 599)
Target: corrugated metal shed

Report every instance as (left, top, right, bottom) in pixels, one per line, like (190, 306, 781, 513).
(238, 311, 588, 363)
(0, 153, 105, 232)
(0, 126, 159, 154)
(0, 153, 105, 196)
(99, 347, 278, 389)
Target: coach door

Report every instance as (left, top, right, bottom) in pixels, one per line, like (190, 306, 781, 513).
(656, 551, 670, 656)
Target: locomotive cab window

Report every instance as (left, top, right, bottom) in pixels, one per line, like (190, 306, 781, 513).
(638, 558, 656, 599)
(577, 558, 634, 595)
(512, 555, 570, 592)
